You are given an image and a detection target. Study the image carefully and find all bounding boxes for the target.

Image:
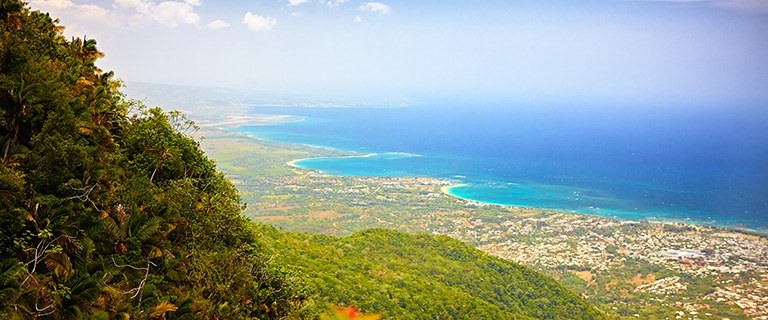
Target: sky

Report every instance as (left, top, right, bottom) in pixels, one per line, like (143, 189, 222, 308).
(27, 0, 768, 106)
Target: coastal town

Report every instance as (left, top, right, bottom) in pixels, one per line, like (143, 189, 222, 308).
(200, 133, 768, 319)
(439, 207, 768, 318)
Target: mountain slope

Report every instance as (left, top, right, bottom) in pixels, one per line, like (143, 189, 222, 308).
(0, 2, 310, 318)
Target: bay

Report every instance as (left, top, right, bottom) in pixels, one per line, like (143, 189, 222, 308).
(234, 103, 768, 231)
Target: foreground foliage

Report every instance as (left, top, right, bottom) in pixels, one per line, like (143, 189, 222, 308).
(0, 1, 310, 318)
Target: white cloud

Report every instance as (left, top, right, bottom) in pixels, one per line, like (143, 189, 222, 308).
(115, 0, 152, 12)
(29, 0, 74, 10)
(114, 0, 201, 28)
(206, 19, 230, 30)
(153, 1, 200, 27)
(359, 2, 390, 15)
(78, 4, 120, 27)
(320, 0, 348, 8)
(289, 0, 309, 5)
(80, 4, 111, 17)
(353, 15, 362, 22)
(30, 0, 119, 29)
(243, 12, 277, 31)
(29, 0, 205, 34)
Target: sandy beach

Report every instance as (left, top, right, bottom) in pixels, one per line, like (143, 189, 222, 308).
(440, 183, 467, 195)
(197, 114, 301, 128)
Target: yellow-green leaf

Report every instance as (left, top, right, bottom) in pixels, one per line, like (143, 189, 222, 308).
(149, 302, 178, 319)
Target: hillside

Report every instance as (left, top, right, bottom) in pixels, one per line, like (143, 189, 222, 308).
(0, 1, 601, 319)
(257, 225, 603, 319)
(0, 2, 310, 317)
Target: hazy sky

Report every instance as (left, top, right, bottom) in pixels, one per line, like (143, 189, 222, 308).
(28, 0, 768, 105)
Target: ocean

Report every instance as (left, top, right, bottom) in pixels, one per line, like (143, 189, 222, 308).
(234, 103, 768, 231)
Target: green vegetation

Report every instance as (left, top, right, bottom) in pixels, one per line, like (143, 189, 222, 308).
(0, 2, 309, 317)
(1, 1, 603, 319)
(257, 225, 603, 319)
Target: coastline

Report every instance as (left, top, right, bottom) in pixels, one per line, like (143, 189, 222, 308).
(200, 119, 766, 235)
(199, 125, 768, 318)
(285, 148, 768, 235)
(197, 114, 304, 128)
(440, 183, 466, 195)
(290, 152, 767, 235)
(286, 158, 310, 169)
(440, 180, 766, 235)
(292, 150, 768, 235)
(286, 153, 378, 169)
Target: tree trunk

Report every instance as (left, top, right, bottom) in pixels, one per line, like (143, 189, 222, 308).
(3, 115, 18, 164)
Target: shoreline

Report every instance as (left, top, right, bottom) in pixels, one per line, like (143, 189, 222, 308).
(286, 153, 378, 169)
(440, 183, 467, 195)
(287, 152, 767, 235)
(286, 158, 310, 169)
(203, 121, 767, 237)
(197, 114, 303, 128)
(438, 181, 767, 236)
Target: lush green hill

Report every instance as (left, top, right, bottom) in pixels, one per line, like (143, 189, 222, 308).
(257, 225, 604, 319)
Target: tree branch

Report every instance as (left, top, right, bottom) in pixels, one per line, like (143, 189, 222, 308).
(111, 256, 156, 308)
(68, 183, 100, 211)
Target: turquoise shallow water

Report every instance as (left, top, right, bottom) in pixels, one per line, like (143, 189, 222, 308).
(238, 104, 768, 232)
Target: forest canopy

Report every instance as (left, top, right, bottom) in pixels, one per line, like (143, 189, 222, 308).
(0, 1, 311, 317)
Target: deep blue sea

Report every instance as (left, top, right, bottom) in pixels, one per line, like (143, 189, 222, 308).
(236, 103, 768, 231)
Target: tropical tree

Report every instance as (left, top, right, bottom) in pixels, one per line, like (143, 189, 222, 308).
(1, 1, 314, 318)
